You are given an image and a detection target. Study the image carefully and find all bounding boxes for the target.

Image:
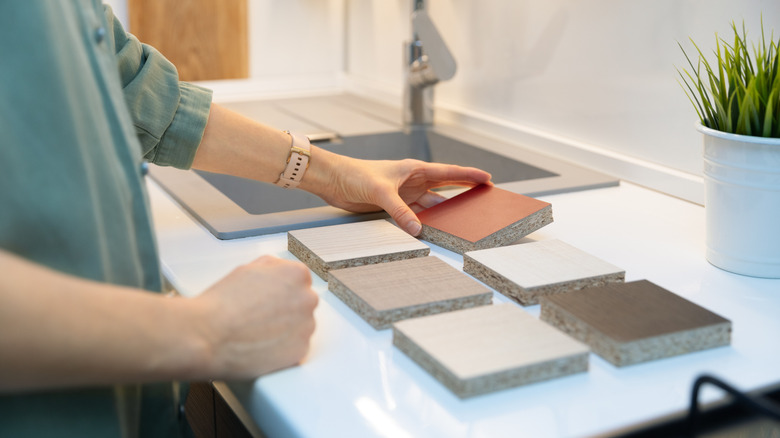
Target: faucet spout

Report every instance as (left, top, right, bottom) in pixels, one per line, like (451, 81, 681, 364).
(404, 7, 456, 127)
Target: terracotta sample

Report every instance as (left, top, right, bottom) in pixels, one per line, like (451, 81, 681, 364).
(464, 239, 625, 305)
(288, 220, 430, 279)
(417, 184, 553, 254)
(328, 257, 492, 329)
(540, 280, 732, 367)
(393, 303, 589, 398)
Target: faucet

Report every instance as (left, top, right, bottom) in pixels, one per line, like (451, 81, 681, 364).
(403, 0, 457, 126)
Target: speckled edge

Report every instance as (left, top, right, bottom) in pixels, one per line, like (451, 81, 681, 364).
(288, 232, 328, 279)
(328, 273, 492, 330)
(288, 232, 430, 280)
(463, 254, 625, 305)
(324, 248, 430, 276)
(540, 297, 732, 367)
(419, 204, 553, 254)
(393, 326, 589, 398)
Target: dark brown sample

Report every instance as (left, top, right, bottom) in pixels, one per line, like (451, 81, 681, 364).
(540, 280, 731, 367)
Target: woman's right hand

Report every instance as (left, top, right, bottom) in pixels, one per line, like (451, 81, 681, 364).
(193, 255, 319, 379)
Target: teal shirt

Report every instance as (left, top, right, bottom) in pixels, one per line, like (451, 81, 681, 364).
(0, 1, 212, 436)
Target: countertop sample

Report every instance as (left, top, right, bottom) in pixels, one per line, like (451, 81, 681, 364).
(148, 178, 780, 438)
(463, 239, 625, 306)
(540, 280, 732, 367)
(393, 303, 590, 399)
(328, 256, 492, 330)
(417, 184, 553, 254)
(288, 219, 430, 280)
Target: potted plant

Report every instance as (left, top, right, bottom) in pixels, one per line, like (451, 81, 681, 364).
(678, 20, 780, 278)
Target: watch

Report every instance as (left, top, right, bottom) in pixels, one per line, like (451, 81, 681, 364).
(275, 131, 311, 189)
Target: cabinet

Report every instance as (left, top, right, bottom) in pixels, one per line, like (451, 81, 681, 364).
(127, 0, 248, 81)
(185, 382, 261, 438)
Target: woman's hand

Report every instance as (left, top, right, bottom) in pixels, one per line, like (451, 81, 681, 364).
(300, 149, 492, 236)
(190, 104, 492, 236)
(193, 256, 318, 379)
(0, 251, 318, 390)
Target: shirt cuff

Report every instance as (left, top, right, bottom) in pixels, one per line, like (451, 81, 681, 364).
(151, 82, 213, 169)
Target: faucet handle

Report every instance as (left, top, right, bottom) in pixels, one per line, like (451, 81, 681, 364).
(412, 10, 456, 82)
(409, 55, 439, 88)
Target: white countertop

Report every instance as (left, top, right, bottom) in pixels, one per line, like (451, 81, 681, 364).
(148, 178, 780, 438)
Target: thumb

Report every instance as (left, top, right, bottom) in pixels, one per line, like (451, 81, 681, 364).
(384, 194, 422, 236)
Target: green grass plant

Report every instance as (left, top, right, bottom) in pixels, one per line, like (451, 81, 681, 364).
(678, 20, 780, 138)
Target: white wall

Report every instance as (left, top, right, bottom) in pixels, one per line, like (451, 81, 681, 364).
(247, 0, 345, 80)
(109, 1, 779, 201)
(106, 0, 345, 96)
(346, 0, 780, 201)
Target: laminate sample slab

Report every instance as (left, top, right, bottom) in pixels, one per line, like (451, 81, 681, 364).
(288, 220, 430, 279)
(393, 303, 589, 398)
(540, 280, 732, 367)
(328, 257, 492, 329)
(464, 239, 625, 305)
(417, 184, 553, 254)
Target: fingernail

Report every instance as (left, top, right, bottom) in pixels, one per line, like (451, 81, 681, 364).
(408, 221, 422, 236)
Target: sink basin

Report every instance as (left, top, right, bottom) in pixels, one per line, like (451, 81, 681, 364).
(149, 96, 617, 239)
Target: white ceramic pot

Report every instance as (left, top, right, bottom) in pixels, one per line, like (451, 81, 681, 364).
(700, 124, 780, 278)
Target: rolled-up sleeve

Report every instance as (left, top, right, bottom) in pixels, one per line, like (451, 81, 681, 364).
(105, 6, 212, 169)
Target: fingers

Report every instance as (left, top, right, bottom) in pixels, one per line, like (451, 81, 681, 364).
(251, 255, 313, 289)
(198, 254, 320, 379)
(381, 162, 490, 236)
(420, 162, 492, 186)
(415, 190, 448, 209)
(383, 192, 423, 236)
(409, 190, 447, 213)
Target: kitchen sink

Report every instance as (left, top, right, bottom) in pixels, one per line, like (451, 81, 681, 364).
(149, 95, 618, 239)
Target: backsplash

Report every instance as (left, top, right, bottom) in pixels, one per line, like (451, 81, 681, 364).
(104, 0, 780, 202)
(347, 0, 780, 200)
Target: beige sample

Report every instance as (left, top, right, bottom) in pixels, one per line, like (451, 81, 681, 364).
(464, 239, 625, 305)
(288, 220, 430, 279)
(393, 303, 589, 398)
(328, 257, 492, 329)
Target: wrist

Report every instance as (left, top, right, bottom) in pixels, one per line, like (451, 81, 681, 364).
(297, 145, 341, 197)
(274, 131, 312, 189)
(167, 296, 221, 380)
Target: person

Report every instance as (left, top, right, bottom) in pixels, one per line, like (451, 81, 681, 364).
(0, 2, 491, 437)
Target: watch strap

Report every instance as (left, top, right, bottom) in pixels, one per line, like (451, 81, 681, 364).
(275, 131, 311, 189)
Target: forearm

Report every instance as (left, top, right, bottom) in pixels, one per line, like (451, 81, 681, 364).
(192, 103, 294, 183)
(0, 250, 212, 392)
(190, 102, 492, 235)
(191, 103, 344, 199)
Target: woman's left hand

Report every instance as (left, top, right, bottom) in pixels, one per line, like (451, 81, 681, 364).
(300, 150, 492, 236)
